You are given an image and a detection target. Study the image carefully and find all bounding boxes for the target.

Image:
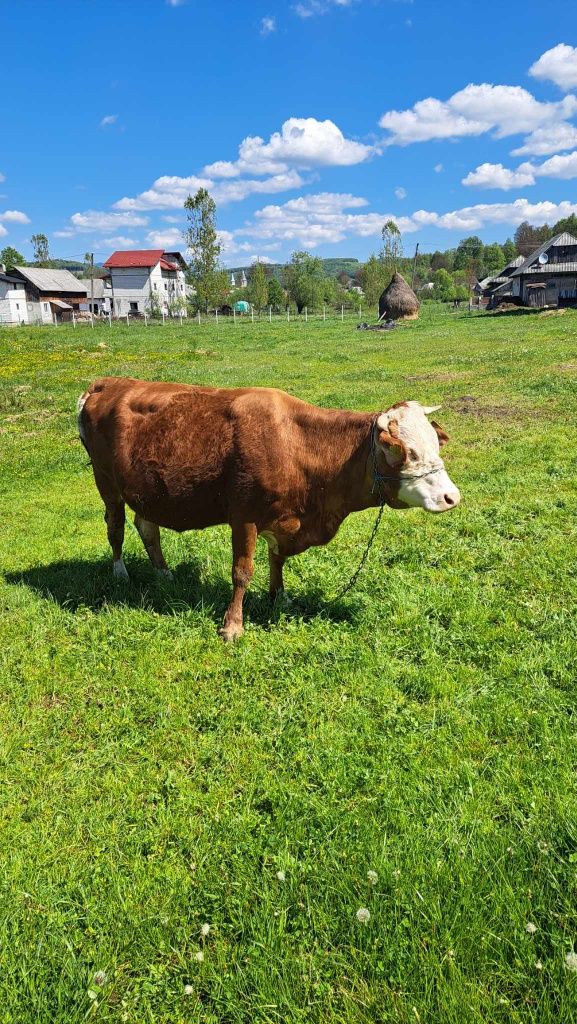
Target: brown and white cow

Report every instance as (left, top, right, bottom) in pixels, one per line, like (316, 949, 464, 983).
(77, 378, 460, 640)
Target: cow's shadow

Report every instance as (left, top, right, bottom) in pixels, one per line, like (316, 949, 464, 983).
(4, 557, 355, 630)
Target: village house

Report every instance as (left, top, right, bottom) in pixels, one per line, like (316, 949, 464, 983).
(489, 233, 577, 309)
(0, 265, 28, 324)
(8, 266, 88, 323)
(77, 277, 112, 316)
(102, 249, 188, 317)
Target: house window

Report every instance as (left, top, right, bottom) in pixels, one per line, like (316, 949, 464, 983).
(154, 283, 157, 290)
(15, 303, 19, 310)
(43, 303, 48, 311)
(130, 301, 138, 311)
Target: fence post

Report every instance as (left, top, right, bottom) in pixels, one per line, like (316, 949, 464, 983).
(91, 311, 94, 328)
(144, 312, 148, 327)
(269, 305, 272, 323)
(162, 311, 166, 325)
(180, 312, 183, 325)
(198, 310, 201, 326)
(109, 311, 112, 327)
(341, 305, 344, 322)
(126, 313, 129, 327)
(251, 306, 254, 323)
(72, 312, 76, 328)
(216, 308, 219, 325)
(359, 305, 362, 320)
(305, 306, 308, 322)
(323, 305, 326, 321)
(287, 307, 290, 322)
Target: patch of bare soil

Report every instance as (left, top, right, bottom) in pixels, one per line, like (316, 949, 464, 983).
(404, 372, 467, 383)
(448, 395, 521, 419)
(556, 363, 577, 372)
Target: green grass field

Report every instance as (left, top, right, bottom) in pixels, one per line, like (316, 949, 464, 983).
(1, 305, 577, 1023)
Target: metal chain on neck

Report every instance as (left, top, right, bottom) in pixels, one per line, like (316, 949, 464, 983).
(327, 418, 387, 605)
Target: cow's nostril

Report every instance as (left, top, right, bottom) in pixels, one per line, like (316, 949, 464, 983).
(444, 493, 456, 506)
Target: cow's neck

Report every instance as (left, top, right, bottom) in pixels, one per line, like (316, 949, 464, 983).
(301, 410, 378, 516)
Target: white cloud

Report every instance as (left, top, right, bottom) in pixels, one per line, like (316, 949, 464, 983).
(533, 150, 577, 180)
(394, 186, 407, 199)
(379, 83, 577, 145)
(0, 209, 30, 223)
(462, 162, 536, 190)
(434, 163, 443, 173)
(145, 228, 184, 247)
(54, 229, 75, 238)
(102, 235, 139, 248)
(99, 114, 118, 128)
(162, 215, 182, 223)
(260, 16, 276, 34)
(114, 170, 305, 210)
(0, 224, 7, 238)
(463, 150, 577, 190)
(511, 122, 577, 156)
(236, 191, 577, 249)
(294, 0, 355, 16)
(203, 117, 373, 177)
(68, 210, 149, 232)
(529, 44, 577, 91)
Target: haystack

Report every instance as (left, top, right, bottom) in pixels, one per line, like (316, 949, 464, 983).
(378, 272, 420, 321)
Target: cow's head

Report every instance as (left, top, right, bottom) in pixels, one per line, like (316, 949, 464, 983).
(375, 401, 460, 513)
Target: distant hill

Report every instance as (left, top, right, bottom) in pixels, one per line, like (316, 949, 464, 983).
(228, 258, 361, 281)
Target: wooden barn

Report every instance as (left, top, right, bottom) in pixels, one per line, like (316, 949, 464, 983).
(11, 267, 88, 323)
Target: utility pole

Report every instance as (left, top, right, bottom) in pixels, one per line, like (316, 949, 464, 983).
(411, 242, 420, 291)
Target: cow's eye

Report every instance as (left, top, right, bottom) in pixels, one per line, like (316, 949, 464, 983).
(409, 449, 418, 461)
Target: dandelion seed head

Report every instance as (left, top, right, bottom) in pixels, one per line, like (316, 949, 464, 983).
(200, 923, 210, 937)
(276, 870, 286, 882)
(356, 907, 370, 924)
(184, 983, 194, 995)
(194, 951, 204, 962)
(367, 870, 378, 886)
(536, 960, 543, 971)
(93, 970, 107, 987)
(526, 922, 537, 934)
(565, 951, 577, 972)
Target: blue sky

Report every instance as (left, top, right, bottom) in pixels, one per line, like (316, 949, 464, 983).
(2, 0, 577, 265)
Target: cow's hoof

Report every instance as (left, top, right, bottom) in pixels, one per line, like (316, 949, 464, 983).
(219, 623, 244, 642)
(113, 559, 129, 580)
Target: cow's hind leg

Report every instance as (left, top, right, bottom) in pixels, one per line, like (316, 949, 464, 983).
(268, 548, 286, 600)
(221, 521, 257, 642)
(92, 469, 128, 580)
(105, 501, 128, 580)
(134, 514, 172, 578)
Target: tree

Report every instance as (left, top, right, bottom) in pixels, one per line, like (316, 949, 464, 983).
(284, 251, 325, 313)
(267, 277, 285, 311)
(432, 268, 455, 302)
(430, 250, 452, 272)
(453, 236, 484, 273)
(184, 188, 223, 311)
(359, 254, 389, 307)
(551, 213, 577, 236)
(483, 243, 505, 277)
(0, 246, 24, 272)
(248, 261, 268, 312)
(514, 221, 550, 257)
(30, 233, 50, 266)
(380, 220, 403, 274)
(502, 238, 517, 264)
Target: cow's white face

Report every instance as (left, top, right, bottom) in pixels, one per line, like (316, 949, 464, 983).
(376, 401, 460, 513)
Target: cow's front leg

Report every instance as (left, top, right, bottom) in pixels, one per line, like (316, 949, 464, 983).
(221, 521, 257, 642)
(268, 548, 286, 600)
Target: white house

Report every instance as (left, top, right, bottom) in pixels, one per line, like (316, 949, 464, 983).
(0, 265, 29, 323)
(102, 249, 188, 316)
(7, 267, 88, 323)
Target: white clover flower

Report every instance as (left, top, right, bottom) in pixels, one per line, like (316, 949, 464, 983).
(93, 970, 107, 987)
(535, 960, 543, 971)
(87, 990, 98, 1002)
(184, 983, 194, 995)
(393, 869, 401, 878)
(565, 952, 577, 972)
(276, 870, 286, 882)
(194, 951, 204, 962)
(367, 870, 378, 886)
(200, 923, 210, 937)
(525, 922, 537, 934)
(356, 907, 370, 924)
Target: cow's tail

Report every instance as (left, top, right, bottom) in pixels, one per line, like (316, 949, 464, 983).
(77, 390, 90, 454)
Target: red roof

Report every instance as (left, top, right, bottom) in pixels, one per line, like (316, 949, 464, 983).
(160, 258, 178, 271)
(103, 249, 165, 269)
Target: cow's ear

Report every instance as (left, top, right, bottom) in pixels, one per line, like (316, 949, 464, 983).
(431, 420, 449, 447)
(378, 429, 407, 466)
